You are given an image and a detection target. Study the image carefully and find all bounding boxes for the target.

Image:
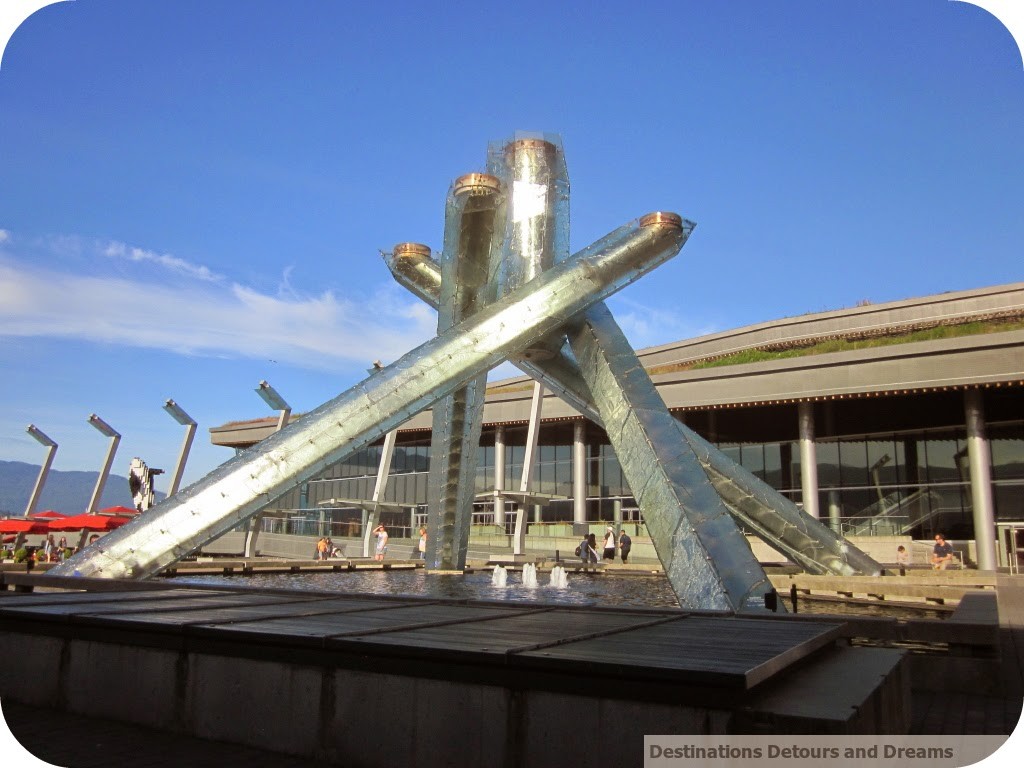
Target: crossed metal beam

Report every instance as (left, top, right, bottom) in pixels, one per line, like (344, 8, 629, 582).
(51, 135, 880, 611)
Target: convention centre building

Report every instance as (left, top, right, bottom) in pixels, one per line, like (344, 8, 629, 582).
(210, 282, 1024, 567)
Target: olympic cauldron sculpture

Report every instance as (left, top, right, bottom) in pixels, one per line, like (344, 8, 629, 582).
(50, 134, 881, 611)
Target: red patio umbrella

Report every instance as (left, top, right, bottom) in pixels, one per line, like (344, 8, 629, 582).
(48, 514, 132, 532)
(0, 519, 51, 535)
(29, 510, 67, 520)
(99, 506, 139, 516)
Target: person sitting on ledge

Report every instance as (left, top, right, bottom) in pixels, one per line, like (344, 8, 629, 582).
(895, 544, 910, 575)
(931, 533, 955, 570)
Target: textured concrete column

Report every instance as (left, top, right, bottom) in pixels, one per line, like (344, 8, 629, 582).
(797, 402, 820, 520)
(573, 420, 587, 524)
(965, 389, 997, 570)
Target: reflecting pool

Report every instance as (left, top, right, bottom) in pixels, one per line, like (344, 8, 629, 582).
(173, 569, 950, 619)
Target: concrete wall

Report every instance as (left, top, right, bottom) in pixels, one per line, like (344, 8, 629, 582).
(0, 631, 758, 766)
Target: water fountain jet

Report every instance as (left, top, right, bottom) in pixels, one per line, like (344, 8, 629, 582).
(491, 564, 508, 587)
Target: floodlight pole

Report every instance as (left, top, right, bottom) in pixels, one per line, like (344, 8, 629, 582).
(162, 399, 197, 497)
(86, 414, 121, 515)
(24, 424, 58, 517)
(245, 381, 292, 556)
(256, 380, 291, 432)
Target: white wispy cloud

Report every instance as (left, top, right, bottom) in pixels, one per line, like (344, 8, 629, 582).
(0, 239, 436, 372)
(103, 241, 224, 282)
(608, 295, 717, 350)
(0, 229, 9, 243)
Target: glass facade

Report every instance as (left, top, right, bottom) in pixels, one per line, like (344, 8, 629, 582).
(268, 413, 1024, 543)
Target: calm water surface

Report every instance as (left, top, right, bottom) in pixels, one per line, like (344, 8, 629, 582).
(178, 570, 682, 608)
(175, 570, 948, 619)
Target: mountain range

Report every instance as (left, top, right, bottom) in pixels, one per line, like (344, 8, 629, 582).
(0, 460, 164, 516)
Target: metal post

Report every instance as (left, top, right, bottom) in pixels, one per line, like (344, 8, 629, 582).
(827, 491, 841, 533)
(162, 399, 197, 498)
(364, 431, 398, 557)
(256, 380, 291, 432)
(494, 425, 506, 527)
(797, 402, 820, 519)
(513, 381, 544, 555)
(965, 389, 997, 570)
(364, 429, 398, 557)
(573, 419, 587, 524)
(86, 415, 120, 515)
(246, 382, 292, 556)
(24, 425, 57, 517)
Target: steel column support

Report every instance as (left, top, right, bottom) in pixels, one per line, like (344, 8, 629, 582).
(573, 419, 587, 524)
(512, 381, 544, 555)
(363, 429, 398, 557)
(965, 388, 997, 570)
(494, 425, 506, 527)
(797, 402, 820, 520)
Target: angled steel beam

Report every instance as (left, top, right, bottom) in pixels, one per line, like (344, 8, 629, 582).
(50, 212, 687, 580)
(568, 302, 771, 611)
(386, 253, 881, 577)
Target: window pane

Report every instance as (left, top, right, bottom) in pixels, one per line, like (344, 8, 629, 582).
(817, 442, 840, 488)
(741, 444, 765, 480)
(763, 443, 783, 488)
(991, 425, 1024, 480)
(839, 440, 868, 487)
(925, 438, 963, 483)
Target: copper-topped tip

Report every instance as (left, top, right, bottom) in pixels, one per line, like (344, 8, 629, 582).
(453, 173, 501, 196)
(393, 242, 432, 259)
(508, 138, 556, 150)
(638, 212, 683, 230)
(504, 138, 558, 159)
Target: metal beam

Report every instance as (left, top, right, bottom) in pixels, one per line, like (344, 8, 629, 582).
(162, 399, 197, 498)
(568, 303, 771, 611)
(24, 424, 57, 517)
(50, 212, 688, 580)
(85, 414, 120, 515)
(386, 228, 881, 578)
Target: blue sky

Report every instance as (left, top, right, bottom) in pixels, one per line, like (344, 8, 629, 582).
(0, 0, 1022, 494)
